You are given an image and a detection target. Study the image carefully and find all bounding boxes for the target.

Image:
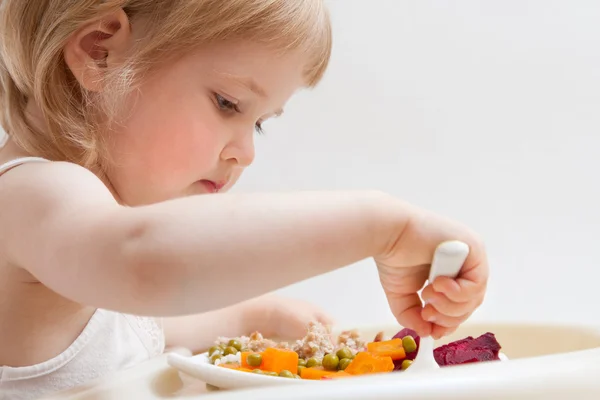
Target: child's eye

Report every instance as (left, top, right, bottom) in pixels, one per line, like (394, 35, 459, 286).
(214, 93, 265, 135)
(215, 93, 240, 113)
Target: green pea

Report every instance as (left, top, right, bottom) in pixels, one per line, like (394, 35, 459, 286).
(297, 366, 306, 376)
(298, 358, 307, 367)
(209, 348, 223, 358)
(208, 346, 220, 356)
(294, 374, 302, 379)
(306, 358, 321, 368)
(252, 369, 263, 374)
(401, 360, 413, 370)
(279, 370, 295, 378)
(223, 346, 238, 356)
(322, 354, 340, 371)
(209, 354, 221, 364)
(246, 353, 263, 367)
(338, 358, 352, 370)
(219, 343, 227, 350)
(336, 347, 353, 360)
(228, 339, 242, 351)
(402, 336, 418, 353)
(267, 371, 278, 377)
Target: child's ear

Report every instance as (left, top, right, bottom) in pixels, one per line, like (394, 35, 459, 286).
(63, 9, 132, 92)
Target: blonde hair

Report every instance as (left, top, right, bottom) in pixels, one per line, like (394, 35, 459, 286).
(0, 0, 332, 168)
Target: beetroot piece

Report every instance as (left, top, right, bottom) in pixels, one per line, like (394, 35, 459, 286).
(433, 332, 501, 367)
(393, 359, 404, 371)
(392, 328, 421, 369)
(392, 328, 421, 348)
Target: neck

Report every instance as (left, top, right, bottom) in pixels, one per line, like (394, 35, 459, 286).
(7, 101, 126, 206)
(95, 168, 126, 205)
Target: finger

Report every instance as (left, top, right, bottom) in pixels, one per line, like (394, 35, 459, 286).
(386, 292, 433, 337)
(432, 276, 486, 303)
(435, 242, 490, 299)
(421, 304, 471, 328)
(420, 283, 438, 303)
(316, 312, 335, 328)
(279, 320, 309, 340)
(421, 287, 475, 317)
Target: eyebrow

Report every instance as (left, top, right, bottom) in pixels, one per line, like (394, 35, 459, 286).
(217, 71, 268, 98)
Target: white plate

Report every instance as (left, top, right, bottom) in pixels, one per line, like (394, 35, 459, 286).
(167, 350, 509, 391)
(167, 352, 313, 390)
(204, 348, 600, 400)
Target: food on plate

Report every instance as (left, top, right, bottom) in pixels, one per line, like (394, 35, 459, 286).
(390, 328, 421, 370)
(261, 348, 299, 374)
(366, 338, 406, 360)
(433, 332, 502, 366)
(208, 322, 504, 380)
(322, 353, 340, 370)
(400, 359, 413, 370)
(343, 351, 395, 375)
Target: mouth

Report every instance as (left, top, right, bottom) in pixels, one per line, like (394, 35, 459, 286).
(197, 180, 226, 194)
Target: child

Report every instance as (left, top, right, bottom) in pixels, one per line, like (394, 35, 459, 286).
(0, 1, 489, 399)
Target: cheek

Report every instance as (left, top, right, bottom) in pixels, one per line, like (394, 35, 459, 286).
(107, 93, 224, 203)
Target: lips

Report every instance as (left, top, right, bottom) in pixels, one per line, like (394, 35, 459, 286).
(198, 180, 226, 193)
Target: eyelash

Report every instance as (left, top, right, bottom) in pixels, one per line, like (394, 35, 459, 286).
(215, 93, 265, 135)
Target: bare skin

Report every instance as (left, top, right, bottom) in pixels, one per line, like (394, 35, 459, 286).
(0, 10, 488, 367)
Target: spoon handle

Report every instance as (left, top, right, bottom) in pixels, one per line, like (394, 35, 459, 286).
(428, 240, 470, 282)
(404, 241, 471, 373)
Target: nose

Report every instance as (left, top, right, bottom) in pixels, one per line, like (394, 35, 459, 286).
(220, 130, 255, 167)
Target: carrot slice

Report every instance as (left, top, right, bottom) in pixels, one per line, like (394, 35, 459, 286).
(300, 366, 338, 380)
(345, 352, 395, 375)
(261, 348, 298, 374)
(321, 371, 353, 380)
(367, 338, 406, 360)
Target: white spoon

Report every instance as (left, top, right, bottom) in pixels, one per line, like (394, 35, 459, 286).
(404, 240, 470, 374)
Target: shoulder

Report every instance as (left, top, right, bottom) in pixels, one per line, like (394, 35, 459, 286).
(0, 160, 116, 208)
(0, 159, 119, 260)
(0, 160, 118, 244)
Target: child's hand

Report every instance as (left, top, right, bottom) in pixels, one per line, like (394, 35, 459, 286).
(245, 294, 334, 340)
(164, 295, 333, 353)
(375, 205, 489, 340)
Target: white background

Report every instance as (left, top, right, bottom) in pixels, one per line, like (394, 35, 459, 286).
(241, 0, 600, 328)
(2, 1, 599, 328)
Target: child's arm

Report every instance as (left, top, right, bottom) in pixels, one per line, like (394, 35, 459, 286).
(162, 301, 260, 353)
(0, 162, 399, 316)
(0, 161, 487, 337)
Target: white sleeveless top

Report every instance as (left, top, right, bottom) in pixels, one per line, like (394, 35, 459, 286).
(0, 157, 165, 400)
